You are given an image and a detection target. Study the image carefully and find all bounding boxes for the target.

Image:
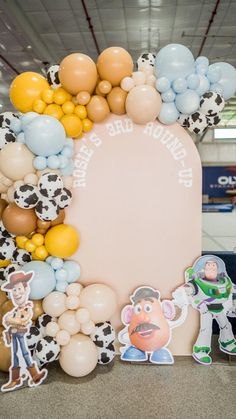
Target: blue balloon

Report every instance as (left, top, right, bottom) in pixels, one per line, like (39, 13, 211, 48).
(56, 281, 68, 293)
(196, 64, 208, 76)
(210, 83, 224, 96)
(34, 156, 47, 170)
(195, 75, 210, 96)
(63, 261, 81, 283)
(60, 159, 74, 176)
(65, 138, 74, 149)
(207, 67, 221, 83)
(155, 77, 170, 93)
(46, 256, 53, 264)
(58, 155, 69, 169)
(51, 257, 64, 270)
(187, 74, 200, 90)
(10, 118, 22, 134)
(16, 132, 25, 143)
(61, 146, 74, 158)
(24, 115, 66, 157)
(195, 56, 209, 67)
(155, 44, 195, 82)
(175, 90, 200, 114)
(172, 78, 187, 94)
(55, 268, 68, 282)
(22, 261, 56, 299)
(47, 155, 60, 170)
(208, 62, 236, 100)
(158, 102, 179, 125)
(161, 88, 175, 103)
(21, 112, 38, 130)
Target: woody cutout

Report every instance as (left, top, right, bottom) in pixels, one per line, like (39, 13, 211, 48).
(1, 271, 47, 392)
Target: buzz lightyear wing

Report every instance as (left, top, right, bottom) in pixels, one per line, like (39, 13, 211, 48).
(118, 327, 130, 345)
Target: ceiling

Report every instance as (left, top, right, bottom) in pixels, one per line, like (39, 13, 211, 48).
(0, 0, 235, 123)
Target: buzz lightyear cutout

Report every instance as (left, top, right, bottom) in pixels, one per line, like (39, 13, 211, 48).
(183, 255, 236, 365)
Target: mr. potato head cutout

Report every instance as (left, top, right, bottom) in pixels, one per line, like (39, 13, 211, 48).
(118, 286, 188, 364)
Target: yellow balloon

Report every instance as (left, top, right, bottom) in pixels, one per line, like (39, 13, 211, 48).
(62, 101, 75, 115)
(74, 105, 87, 119)
(25, 240, 36, 253)
(61, 114, 82, 138)
(34, 245, 48, 260)
(16, 235, 28, 249)
(44, 104, 64, 120)
(31, 233, 44, 246)
(45, 224, 80, 258)
(33, 99, 46, 114)
(41, 88, 54, 104)
(10, 72, 49, 113)
(0, 260, 10, 268)
(53, 87, 71, 105)
(82, 118, 93, 132)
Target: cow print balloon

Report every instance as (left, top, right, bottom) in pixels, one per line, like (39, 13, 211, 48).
(34, 336, 60, 365)
(35, 314, 55, 337)
(56, 187, 72, 209)
(0, 127, 16, 150)
(12, 248, 32, 265)
(97, 342, 115, 365)
(177, 113, 190, 128)
(0, 112, 19, 129)
(199, 91, 225, 117)
(26, 326, 42, 351)
(14, 184, 39, 209)
(137, 53, 156, 69)
(35, 198, 59, 221)
(187, 112, 209, 135)
(91, 322, 115, 348)
(47, 65, 61, 90)
(4, 263, 20, 278)
(207, 114, 221, 127)
(0, 237, 16, 260)
(38, 173, 63, 199)
(0, 221, 14, 238)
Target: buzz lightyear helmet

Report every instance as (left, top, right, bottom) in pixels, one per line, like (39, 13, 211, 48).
(185, 255, 227, 281)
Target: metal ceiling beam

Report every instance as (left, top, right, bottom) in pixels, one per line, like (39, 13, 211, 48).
(1, 0, 56, 64)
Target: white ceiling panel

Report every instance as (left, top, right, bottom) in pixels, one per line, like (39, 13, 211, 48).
(48, 10, 79, 33)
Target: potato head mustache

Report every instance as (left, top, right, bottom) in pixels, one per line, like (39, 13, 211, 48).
(131, 322, 160, 335)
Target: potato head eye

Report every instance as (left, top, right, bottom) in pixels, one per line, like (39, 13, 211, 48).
(134, 304, 142, 314)
(144, 303, 152, 313)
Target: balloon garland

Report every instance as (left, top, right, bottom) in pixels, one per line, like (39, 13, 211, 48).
(0, 44, 236, 377)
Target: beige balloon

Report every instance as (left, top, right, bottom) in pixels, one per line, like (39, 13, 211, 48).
(125, 85, 162, 124)
(66, 283, 82, 296)
(0, 143, 35, 181)
(86, 96, 110, 123)
(65, 295, 80, 310)
(58, 310, 80, 335)
(80, 284, 117, 323)
(56, 329, 70, 346)
(46, 321, 60, 338)
(43, 291, 66, 318)
(59, 334, 98, 377)
(97, 47, 133, 86)
(81, 320, 95, 335)
(75, 308, 90, 324)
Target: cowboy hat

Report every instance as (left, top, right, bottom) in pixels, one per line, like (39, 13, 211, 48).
(1, 271, 34, 291)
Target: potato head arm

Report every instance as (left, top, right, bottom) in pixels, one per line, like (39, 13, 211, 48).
(168, 287, 190, 329)
(118, 327, 130, 345)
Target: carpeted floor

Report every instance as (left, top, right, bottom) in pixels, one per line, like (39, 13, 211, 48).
(0, 352, 235, 419)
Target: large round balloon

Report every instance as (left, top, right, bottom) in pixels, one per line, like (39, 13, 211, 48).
(24, 115, 66, 157)
(43, 291, 66, 317)
(22, 261, 56, 300)
(97, 47, 133, 86)
(0, 143, 34, 181)
(209, 62, 236, 101)
(9, 72, 49, 113)
(125, 85, 161, 124)
(59, 53, 97, 95)
(2, 203, 37, 235)
(45, 224, 80, 258)
(59, 334, 98, 377)
(80, 284, 117, 323)
(155, 44, 195, 82)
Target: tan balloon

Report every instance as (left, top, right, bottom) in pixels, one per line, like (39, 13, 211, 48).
(32, 299, 44, 321)
(76, 91, 91, 105)
(125, 85, 162, 124)
(58, 310, 80, 335)
(0, 143, 34, 181)
(98, 80, 112, 95)
(43, 291, 66, 318)
(59, 53, 97, 95)
(97, 47, 133, 86)
(0, 290, 7, 307)
(0, 199, 7, 220)
(0, 335, 11, 372)
(50, 209, 65, 226)
(80, 284, 117, 323)
(86, 96, 110, 123)
(2, 203, 37, 236)
(59, 334, 98, 377)
(107, 87, 127, 115)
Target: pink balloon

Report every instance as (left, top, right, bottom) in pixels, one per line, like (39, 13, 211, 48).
(43, 291, 66, 318)
(80, 284, 117, 323)
(56, 329, 70, 346)
(59, 334, 98, 377)
(58, 310, 80, 335)
(125, 85, 162, 124)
